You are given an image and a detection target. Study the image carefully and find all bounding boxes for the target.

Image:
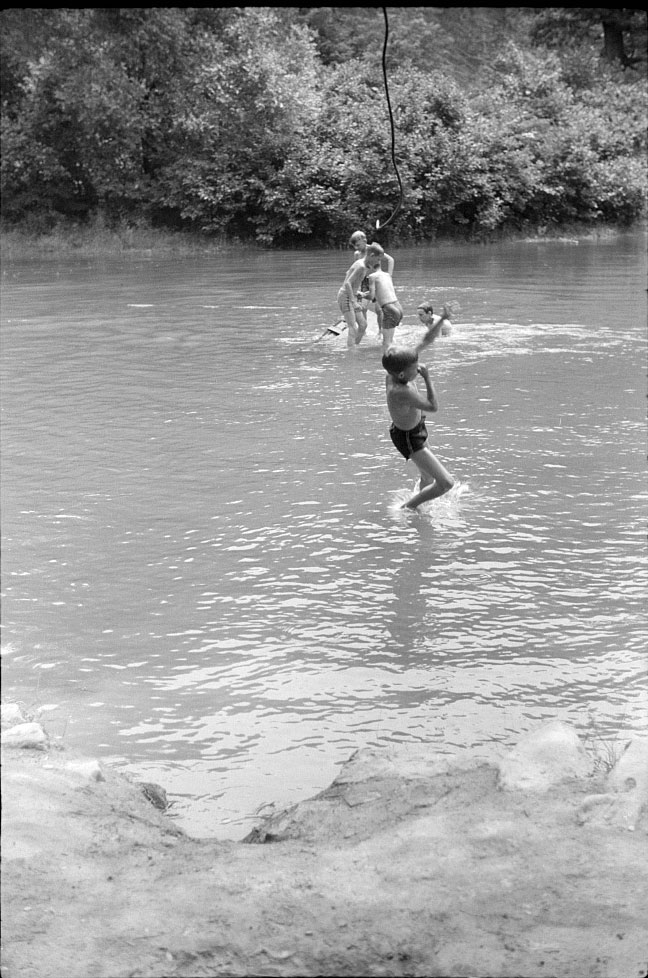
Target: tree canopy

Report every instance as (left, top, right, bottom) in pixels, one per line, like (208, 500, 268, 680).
(1, 7, 646, 245)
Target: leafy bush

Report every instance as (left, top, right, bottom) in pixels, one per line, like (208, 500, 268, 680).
(1, 9, 645, 243)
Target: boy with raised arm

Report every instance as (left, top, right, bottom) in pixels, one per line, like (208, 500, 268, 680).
(382, 305, 454, 509)
(417, 299, 451, 336)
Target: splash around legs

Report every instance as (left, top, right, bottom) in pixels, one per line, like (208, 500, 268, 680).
(402, 447, 454, 509)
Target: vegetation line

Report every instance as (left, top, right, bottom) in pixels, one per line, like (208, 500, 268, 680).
(1, 8, 645, 247)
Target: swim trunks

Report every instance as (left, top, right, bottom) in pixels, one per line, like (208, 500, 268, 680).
(390, 417, 428, 459)
(381, 300, 403, 331)
(337, 287, 354, 313)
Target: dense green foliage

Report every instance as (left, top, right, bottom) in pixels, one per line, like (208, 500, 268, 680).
(1, 7, 646, 245)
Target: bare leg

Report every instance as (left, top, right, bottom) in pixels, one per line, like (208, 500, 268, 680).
(403, 481, 448, 509)
(402, 447, 454, 509)
(340, 307, 358, 347)
(354, 307, 368, 345)
(381, 327, 395, 351)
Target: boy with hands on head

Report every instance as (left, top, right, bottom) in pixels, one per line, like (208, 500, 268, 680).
(382, 305, 455, 509)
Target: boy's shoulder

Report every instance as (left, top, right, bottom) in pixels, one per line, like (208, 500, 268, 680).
(345, 257, 366, 278)
(385, 375, 410, 396)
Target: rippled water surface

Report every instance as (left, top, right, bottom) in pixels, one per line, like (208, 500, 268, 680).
(2, 234, 646, 838)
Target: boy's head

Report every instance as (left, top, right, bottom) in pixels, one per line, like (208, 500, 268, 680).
(417, 301, 434, 325)
(349, 230, 367, 248)
(363, 242, 384, 271)
(382, 345, 418, 381)
(366, 242, 384, 258)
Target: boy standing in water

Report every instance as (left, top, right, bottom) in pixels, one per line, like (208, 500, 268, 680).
(349, 230, 395, 332)
(349, 230, 394, 274)
(337, 243, 384, 347)
(382, 305, 454, 509)
(367, 266, 403, 350)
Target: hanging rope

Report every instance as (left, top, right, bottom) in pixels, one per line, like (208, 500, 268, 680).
(375, 7, 404, 231)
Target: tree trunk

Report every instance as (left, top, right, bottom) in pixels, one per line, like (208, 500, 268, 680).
(601, 15, 628, 65)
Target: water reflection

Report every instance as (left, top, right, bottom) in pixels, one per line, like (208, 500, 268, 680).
(1, 234, 646, 838)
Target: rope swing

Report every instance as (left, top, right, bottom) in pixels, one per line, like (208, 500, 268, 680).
(375, 7, 405, 231)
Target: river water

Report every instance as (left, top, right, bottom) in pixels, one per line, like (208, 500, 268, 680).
(1, 233, 646, 839)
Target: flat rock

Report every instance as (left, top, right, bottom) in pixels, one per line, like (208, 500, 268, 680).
(497, 719, 594, 791)
(1, 721, 49, 750)
(1, 703, 26, 727)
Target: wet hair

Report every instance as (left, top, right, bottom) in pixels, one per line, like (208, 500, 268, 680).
(382, 345, 418, 376)
(349, 230, 367, 247)
(366, 242, 384, 258)
(417, 301, 434, 315)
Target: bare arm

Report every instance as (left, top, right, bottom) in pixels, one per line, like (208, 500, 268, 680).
(384, 252, 395, 276)
(344, 262, 364, 307)
(414, 364, 439, 412)
(389, 368, 439, 414)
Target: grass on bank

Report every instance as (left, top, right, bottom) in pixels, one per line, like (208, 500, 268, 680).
(0, 221, 237, 260)
(1, 218, 636, 261)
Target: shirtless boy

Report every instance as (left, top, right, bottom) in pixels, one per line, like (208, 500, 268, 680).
(349, 230, 394, 274)
(337, 243, 384, 347)
(349, 230, 394, 331)
(367, 267, 403, 350)
(382, 305, 454, 509)
(417, 299, 451, 336)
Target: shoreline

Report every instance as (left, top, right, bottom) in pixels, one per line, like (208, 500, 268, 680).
(2, 703, 646, 978)
(1, 221, 643, 261)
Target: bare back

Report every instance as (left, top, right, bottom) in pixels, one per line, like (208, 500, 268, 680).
(369, 270, 397, 307)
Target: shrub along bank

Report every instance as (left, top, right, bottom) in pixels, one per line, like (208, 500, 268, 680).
(1, 9, 646, 246)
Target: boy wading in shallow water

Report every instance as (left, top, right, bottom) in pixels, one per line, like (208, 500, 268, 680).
(337, 242, 386, 347)
(349, 229, 395, 332)
(382, 305, 455, 510)
(417, 299, 451, 336)
(367, 266, 403, 350)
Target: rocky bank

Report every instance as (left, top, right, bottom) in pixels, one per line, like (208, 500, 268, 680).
(1, 706, 647, 978)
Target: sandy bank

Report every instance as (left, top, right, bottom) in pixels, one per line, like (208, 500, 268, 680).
(1, 707, 647, 978)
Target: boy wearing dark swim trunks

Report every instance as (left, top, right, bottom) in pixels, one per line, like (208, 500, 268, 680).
(382, 306, 454, 509)
(367, 267, 403, 350)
